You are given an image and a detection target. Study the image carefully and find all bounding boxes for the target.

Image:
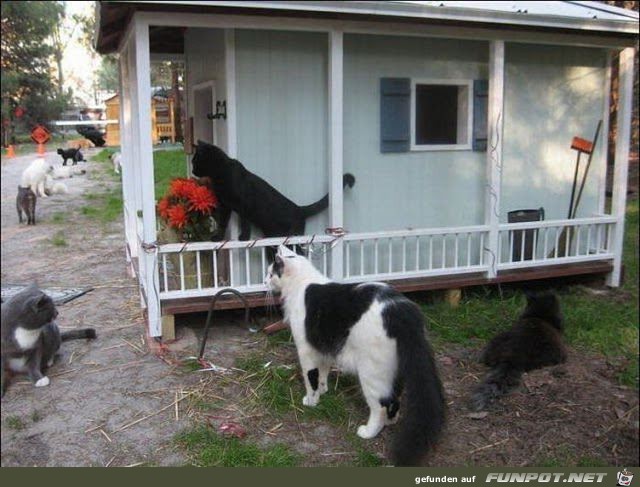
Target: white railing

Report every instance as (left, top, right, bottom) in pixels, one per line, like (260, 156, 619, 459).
(342, 225, 490, 283)
(154, 217, 616, 302)
(157, 234, 335, 299)
(497, 216, 616, 271)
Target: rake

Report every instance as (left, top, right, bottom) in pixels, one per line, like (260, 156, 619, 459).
(553, 120, 602, 258)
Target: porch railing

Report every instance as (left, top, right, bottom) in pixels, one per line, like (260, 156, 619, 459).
(154, 216, 616, 301)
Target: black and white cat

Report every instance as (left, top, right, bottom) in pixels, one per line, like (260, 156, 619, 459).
(265, 245, 445, 466)
(1, 285, 96, 397)
(16, 185, 37, 225)
(191, 141, 355, 241)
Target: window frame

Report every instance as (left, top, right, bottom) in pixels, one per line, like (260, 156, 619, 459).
(410, 78, 473, 152)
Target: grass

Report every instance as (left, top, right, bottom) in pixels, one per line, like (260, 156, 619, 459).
(535, 445, 610, 468)
(176, 426, 300, 467)
(234, 352, 357, 424)
(424, 198, 639, 388)
(50, 231, 68, 247)
(4, 416, 26, 431)
(50, 212, 66, 224)
(154, 149, 188, 199)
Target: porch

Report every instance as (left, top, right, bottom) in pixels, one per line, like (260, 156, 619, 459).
(107, 6, 635, 338)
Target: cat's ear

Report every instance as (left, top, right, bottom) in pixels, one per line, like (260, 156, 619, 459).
(278, 245, 297, 258)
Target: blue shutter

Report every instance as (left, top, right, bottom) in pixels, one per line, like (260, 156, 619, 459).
(380, 78, 410, 153)
(472, 79, 488, 151)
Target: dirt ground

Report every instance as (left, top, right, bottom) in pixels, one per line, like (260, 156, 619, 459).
(1, 150, 638, 467)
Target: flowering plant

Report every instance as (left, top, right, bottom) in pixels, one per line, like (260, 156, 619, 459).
(157, 178, 218, 241)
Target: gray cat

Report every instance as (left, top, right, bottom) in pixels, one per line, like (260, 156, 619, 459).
(1, 285, 96, 397)
(16, 186, 36, 225)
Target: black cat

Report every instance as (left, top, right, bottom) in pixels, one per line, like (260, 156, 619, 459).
(191, 141, 356, 241)
(470, 291, 567, 411)
(56, 146, 84, 166)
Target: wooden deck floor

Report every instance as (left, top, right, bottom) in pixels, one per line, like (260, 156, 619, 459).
(161, 259, 614, 316)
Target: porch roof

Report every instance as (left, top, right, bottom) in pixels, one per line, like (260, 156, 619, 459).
(95, 1, 638, 54)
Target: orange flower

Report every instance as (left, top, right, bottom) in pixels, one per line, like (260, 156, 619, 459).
(170, 178, 199, 199)
(157, 196, 172, 219)
(167, 204, 189, 229)
(187, 185, 218, 213)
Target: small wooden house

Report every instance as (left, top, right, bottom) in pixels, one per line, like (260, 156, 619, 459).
(104, 93, 177, 146)
(95, 1, 637, 339)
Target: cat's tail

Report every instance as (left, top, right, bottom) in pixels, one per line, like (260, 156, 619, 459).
(299, 173, 356, 218)
(469, 364, 523, 412)
(391, 302, 445, 466)
(61, 328, 97, 341)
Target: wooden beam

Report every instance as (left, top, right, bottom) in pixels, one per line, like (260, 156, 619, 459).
(606, 47, 635, 287)
(328, 29, 344, 280)
(484, 40, 505, 279)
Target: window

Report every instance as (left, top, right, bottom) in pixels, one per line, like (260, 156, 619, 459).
(411, 80, 472, 151)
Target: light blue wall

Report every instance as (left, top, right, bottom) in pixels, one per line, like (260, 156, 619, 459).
(235, 30, 329, 238)
(343, 34, 489, 233)
(503, 44, 607, 221)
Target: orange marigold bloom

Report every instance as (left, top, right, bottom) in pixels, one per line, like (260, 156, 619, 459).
(187, 185, 218, 213)
(157, 196, 172, 219)
(170, 178, 199, 199)
(167, 204, 189, 229)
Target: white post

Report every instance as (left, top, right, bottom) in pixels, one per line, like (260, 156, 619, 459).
(118, 46, 136, 271)
(134, 17, 162, 336)
(606, 47, 635, 287)
(597, 50, 613, 216)
(484, 40, 505, 279)
(328, 30, 344, 280)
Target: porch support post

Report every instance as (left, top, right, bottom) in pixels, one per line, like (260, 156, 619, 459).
(118, 45, 136, 272)
(606, 47, 634, 287)
(134, 17, 162, 336)
(328, 29, 344, 280)
(484, 40, 505, 279)
(598, 50, 613, 215)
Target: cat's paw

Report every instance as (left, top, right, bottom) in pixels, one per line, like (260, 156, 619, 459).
(357, 425, 379, 439)
(35, 377, 50, 387)
(385, 414, 399, 425)
(302, 394, 319, 407)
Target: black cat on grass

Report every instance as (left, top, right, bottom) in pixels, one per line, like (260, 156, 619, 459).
(191, 141, 355, 242)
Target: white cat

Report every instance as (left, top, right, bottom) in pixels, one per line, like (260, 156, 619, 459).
(265, 245, 445, 466)
(111, 151, 121, 174)
(51, 165, 86, 179)
(20, 158, 54, 198)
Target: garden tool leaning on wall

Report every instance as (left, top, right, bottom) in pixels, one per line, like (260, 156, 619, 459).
(553, 120, 602, 258)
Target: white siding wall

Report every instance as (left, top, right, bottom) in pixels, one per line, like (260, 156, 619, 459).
(235, 30, 329, 238)
(502, 44, 607, 221)
(184, 28, 228, 151)
(343, 34, 489, 233)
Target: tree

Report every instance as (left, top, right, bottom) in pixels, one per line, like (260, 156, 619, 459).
(1, 1, 67, 145)
(50, 2, 83, 97)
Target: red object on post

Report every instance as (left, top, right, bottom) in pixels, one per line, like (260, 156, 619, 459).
(571, 136, 594, 154)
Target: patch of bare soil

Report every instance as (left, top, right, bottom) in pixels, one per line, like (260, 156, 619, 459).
(2, 152, 637, 467)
